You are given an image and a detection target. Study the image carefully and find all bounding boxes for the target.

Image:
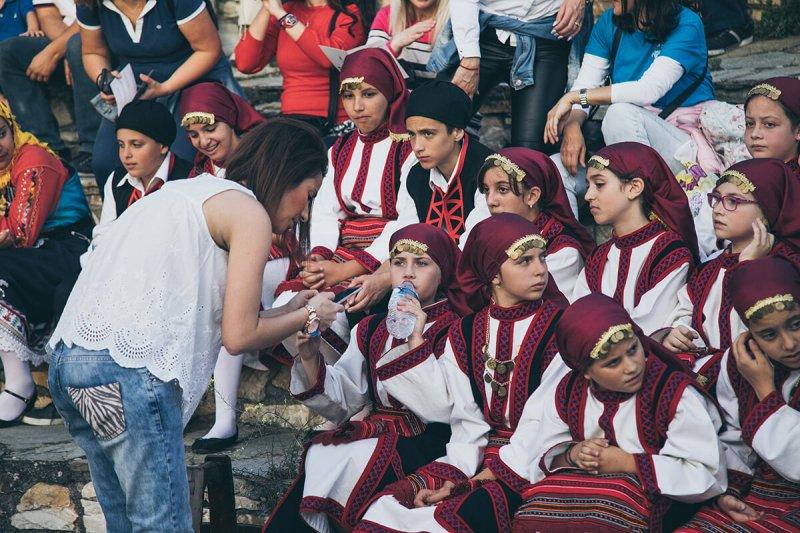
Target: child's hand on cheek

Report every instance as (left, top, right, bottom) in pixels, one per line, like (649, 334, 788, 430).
(740, 219, 775, 262)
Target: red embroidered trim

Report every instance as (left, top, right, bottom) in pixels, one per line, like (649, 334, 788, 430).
(741, 390, 785, 447)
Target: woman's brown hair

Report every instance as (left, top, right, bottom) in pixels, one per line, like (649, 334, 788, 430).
(225, 117, 328, 260)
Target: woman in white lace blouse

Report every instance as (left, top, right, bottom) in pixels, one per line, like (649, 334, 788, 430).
(46, 118, 343, 532)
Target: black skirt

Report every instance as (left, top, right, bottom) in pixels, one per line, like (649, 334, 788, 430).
(0, 218, 92, 363)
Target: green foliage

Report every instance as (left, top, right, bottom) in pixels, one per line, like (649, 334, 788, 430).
(755, 0, 800, 38)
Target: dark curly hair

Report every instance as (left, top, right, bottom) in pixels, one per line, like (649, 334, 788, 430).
(613, 0, 699, 43)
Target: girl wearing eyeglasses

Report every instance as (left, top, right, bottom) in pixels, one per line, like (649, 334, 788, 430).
(660, 158, 800, 366)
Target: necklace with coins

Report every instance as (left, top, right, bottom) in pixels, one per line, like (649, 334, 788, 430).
(482, 316, 517, 398)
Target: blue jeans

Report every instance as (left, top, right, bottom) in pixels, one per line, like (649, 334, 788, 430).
(700, 0, 750, 34)
(0, 34, 101, 154)
(48, 343, 192, 533)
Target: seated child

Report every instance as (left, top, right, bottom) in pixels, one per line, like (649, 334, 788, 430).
(662, 158, 800, 364)
(680, 256, 800, 532)
(513, 293, 726, 533)
(744, 77, 800, 177)
(266, 223, 462, 532)
(572, 141, 699, 334)
(356, 213, 569, 533)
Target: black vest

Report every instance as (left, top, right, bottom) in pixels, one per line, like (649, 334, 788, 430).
(110, 155, 193, 217)
(405, 138, 493, 226)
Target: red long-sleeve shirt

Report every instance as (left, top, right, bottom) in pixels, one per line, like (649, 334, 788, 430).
(235, 3, 366, 123)
(0, 144, 69, 248)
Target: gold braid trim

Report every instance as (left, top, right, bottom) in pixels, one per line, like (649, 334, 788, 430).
(389, 131, 411, 143)
(590, 323, 635, 360)
(747, 83, 782, 101)
(719, 169, 756, 194)
(745, 294, 797, 320)
(588, 155, 610, 170)
(486, 154, 526, 182)
(339, 77, 365, 93)
(180, 112, 215, 129)
(505, 234, 547, 260)
(390, 239, 429, 258)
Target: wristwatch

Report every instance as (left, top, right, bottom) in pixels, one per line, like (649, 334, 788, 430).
(279, 13, 299, 29)
(579, 88, 590, 108)
(303, 304, 320, 337)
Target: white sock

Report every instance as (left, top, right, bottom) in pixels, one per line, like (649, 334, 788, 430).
(200, 348, 243, 440)
(0, 350, 35, 421)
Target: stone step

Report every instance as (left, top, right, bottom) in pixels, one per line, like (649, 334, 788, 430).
(0, 422, 302, 531)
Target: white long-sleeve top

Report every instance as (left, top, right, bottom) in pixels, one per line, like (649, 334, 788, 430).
(572, 222, 692, 335)
(310, 132, 417, 270)
(532, 361, 726, 503)
(289, 301, 458, 425)
(714, 351, 800, 486)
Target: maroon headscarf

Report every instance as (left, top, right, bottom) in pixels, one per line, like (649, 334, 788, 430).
(389, 223, 461, 304)
(746, 77, 800, 120)
(591, 142, 700, 262)
(716, 158, 800, 250)
(180, 82, 264, 134)
(730, 256, 800, 324)
(557, 293, 688, 372)
(452, 213, 568, 316)
(481, 147, 595, 257)
(339, 48, 409, 140)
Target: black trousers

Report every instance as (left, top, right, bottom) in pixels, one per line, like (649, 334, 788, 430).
(454, 30, 571, 153)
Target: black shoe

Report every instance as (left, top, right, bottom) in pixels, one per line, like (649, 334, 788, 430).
(71, 152, 94, 177)
(707, 26, 754, 57)
(22, 403, 63, 426)
(191, 428, 239, 454)
(0, 388, 38, 428)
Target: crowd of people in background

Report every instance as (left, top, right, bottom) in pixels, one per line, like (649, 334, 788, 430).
(1, 0, 800, 530)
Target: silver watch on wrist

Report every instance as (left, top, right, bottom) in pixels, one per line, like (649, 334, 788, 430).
(303, 304, 320, 337)
(579, 88, 590, 108)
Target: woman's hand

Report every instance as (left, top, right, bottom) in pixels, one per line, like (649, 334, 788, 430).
(662, 326, 700, 353)
(99, 69, 121, 103)
(414, 481, 454, 508)
(307, 292, 344, 331)
(545, 92, 577, 144)
(287, 289, 318, 312)
(739, 219, 775, 262)
(732, 332, 776, 401)
(263, 0, 287, 19)
(552, 0, 585, 40)
(716, 494, 763, 523)
(20, 29, 46, 38)
(452, 58, 480, 98)
(556, 121, 587, 176)
(390, 20, 436, 54)
(345, 272, 392, 313)
(300, 259, 337, 289)
(138, 73, 171, 100)
(396, 295, 427, 349)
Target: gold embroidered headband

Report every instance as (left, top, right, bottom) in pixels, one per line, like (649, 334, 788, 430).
(719, 169, 756, 194)
(180, 111, 215, 129)
(745, 294, 797, 321)
(390, 239, 428, 258)
(590, 323, 635, 360)
(588, 155, 610, 170)
(486, 154, 526, 182)
(747, 83, 782, 101)
(505, 234, 547, 261)
(339, 77, 365, 93)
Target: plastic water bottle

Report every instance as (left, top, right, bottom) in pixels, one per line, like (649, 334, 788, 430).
(386, 281, 418, 339)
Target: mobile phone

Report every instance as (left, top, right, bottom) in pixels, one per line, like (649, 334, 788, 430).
(334, 286, 362, 304)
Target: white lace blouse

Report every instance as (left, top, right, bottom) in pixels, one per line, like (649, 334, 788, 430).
(49, 175, 255, 425)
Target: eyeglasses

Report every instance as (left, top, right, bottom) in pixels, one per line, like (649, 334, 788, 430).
(707, 191, 759, 212)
